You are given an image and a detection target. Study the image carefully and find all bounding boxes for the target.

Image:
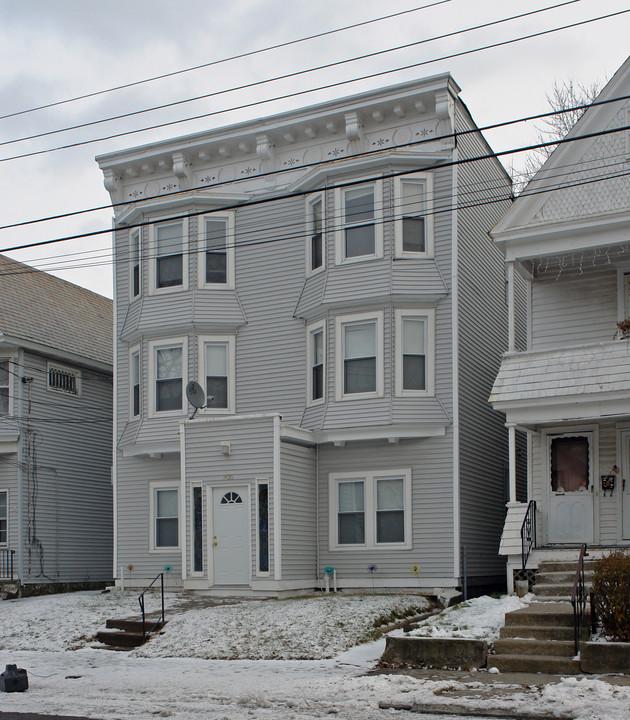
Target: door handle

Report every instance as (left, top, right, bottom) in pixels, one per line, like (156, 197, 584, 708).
(213, 541, 218, 546)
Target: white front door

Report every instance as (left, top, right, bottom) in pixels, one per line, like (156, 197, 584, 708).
(211, 486, 250, 585)
(622, 434, 630, 541)
(547, 433, 594, 544)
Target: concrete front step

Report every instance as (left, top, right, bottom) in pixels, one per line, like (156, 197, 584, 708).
(494, 638, 575, 657)
(533, 583, 591, 597)
(499, 624, 575, 641)
(504, 603, 575, 627)
(96, 629, 146, 647)
(536, 560, 596, 574)
(535, 570, 594, 585)
(489, 653, 580, 675)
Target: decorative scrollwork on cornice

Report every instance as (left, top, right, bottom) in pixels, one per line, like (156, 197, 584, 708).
(172, 152, 192, 186)
(102, 169, 123, 204)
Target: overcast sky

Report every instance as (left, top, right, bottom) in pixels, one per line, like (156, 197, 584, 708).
(1, 0, 628, 298)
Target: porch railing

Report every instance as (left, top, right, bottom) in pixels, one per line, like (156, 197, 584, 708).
(0, 549, 15, 580)
(138, 572, 165, 642)
(570, 544, 589, 654)
(520, 500, 537, 571)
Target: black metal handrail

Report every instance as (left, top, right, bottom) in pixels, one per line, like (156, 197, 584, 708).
(0, 549, 15, 580)
(138, 572, 165, 641)
(520, 500, 537, 571)
(570, 544, 589, 654)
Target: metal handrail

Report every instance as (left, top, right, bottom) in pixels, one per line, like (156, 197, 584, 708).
(0, 549, 15, 580)
(138, 572, 165, 641)
(520, 500, 537, 571)
(570, 544, 588, 654)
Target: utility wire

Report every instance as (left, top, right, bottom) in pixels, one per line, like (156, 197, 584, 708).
(1, 1, 581, 148)
(2, 7, 627, 165)
(0, 1, 452, 122)
(2, 91, 629, 235)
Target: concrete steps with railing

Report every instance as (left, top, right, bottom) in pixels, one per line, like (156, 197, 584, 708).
(96, 618, 166, 648)
(531, 559, 595, 602)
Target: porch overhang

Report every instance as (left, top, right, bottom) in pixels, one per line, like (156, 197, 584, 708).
(280, 421, 448, 447)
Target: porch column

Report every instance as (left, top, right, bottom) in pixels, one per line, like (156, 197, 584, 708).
(508, 423, 517, 503)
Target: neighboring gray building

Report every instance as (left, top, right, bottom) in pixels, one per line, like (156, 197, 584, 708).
(97, 74, 513, 596)
(0, 254, 113, 587)
(491, 56, 630, 591)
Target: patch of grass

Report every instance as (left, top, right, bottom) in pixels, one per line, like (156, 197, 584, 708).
(372, 605, 427, 629)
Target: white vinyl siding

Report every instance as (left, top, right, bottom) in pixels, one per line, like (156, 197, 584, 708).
(394, 173, 434, 257)
(149, 338, 188, 417)
(335, 311, 384, 400)
(329, 469, 412, 550)
(198, 335, 235, 414)
(395, 309, 435, 396)
(198, 212, 235, 288)
(335, 181, 383, 264)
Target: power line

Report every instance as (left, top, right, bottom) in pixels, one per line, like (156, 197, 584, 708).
(0, 1, 451, 122)
(2, 1, 581, 148)
(2, 7, 627, 165)
(1, 116, 628, 257)
(2, 90, 629, 236)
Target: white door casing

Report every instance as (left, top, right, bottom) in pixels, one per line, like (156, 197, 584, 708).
(622, 432, 630, 541)
(210, 486, 250, 585)
(546, 431, 595, 544)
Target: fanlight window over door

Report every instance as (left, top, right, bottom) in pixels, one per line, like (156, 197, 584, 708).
(221, 491, 243, 504)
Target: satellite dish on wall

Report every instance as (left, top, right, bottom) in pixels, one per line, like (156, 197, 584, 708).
(186, 380, 207, 419)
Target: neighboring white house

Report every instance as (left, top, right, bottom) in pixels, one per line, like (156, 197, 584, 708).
(0, 254, 113, 588)
(97, 73, 516, 596)
(490, 55, 630, 592)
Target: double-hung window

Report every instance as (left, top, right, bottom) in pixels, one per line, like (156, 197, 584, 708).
(395, 309, 435, 396)
(198, 335, 235, 413)
(330, 470, 412, 549)
(130, 347, 140, 418)
(394, 173, 433, 257)
(336, 312, 383, 400)
(335, 181, 383, 263)
(152, 219, 187, 291)
(0, 360, 9, 414)
(306, 194, 324, 273)
(307, 321, 325, 404)
(0, 489, 7, 545)
(199, 213, 234, 288)
(150, 339, 187, 415)
(150, 483, 179, 550)
(130, 228, 141, 298)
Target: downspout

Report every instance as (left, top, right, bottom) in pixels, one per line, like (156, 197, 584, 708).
(16, 348, 24, 582)
(451, 146, 461, 586)
(273, 414, 282, 581)
(112, 217, 118, 582)
(180, 421, 187, 583)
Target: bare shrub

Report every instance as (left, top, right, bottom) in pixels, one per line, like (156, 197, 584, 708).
(592, 550, 630, 642)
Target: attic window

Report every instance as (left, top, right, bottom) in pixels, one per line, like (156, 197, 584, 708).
(48, 363, 81, 396)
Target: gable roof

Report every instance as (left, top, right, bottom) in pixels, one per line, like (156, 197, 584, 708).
(492, 55, 630, 250)
(0, 254, 113, 370)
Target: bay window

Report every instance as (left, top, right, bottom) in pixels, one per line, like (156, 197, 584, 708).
(130, 228, 141, 298)
(307, 322, 325, 404)
(306, 194, 324, 273)
(335, 181, 383, 263)
(336, 312, 383, 399)
(150, 338, 187, 415)
(395, 309, 435, 396)
(394, 173, 433, 257)
(199, 213, 234, 287)
(130, 348, 140, 418)
(0, 360, 8, 414)
(151, 218, 188, 292)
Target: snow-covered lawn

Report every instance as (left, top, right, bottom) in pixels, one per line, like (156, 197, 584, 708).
(1, 591, 629, 720)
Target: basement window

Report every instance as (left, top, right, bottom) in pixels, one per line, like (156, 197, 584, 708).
(47, 363, 81, 396)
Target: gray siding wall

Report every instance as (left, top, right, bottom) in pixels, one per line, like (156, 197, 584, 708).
(531, 265, 618, 350)
(16, 351, 112, 584)
(280, 442, 317, 581)
(317, 437, 455, 584)
(455, 106, 514, 584)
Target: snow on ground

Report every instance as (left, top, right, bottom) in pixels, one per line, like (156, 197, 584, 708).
(1, 591, 629, 719)
(395, 592, 532, 641)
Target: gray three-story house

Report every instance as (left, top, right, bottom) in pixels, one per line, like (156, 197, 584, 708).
(97, 74, 514, 596)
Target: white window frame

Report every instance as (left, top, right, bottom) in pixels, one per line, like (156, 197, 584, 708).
(149, 217, 189, 294)
(335, 311, 384, 401)
(0, 489, 8, 546)
(306, 320, 326, 406)
(305, 193, 325, 276)
(395, 309, 435, 397)
(129, 345, 141, 419)
(616, 266, 630, 322)
(130, 227, 142, 300)
(197, 335, 235, 415)
(328, 469, 412, 550)
(394, 172, 434, 258)
(334, 180, 383, 265)
(197, 211, 235, 289)
(148, 337, 188, 418)
(255, 478, 271, 577)
(0, 358, 11, 416)
(149, 481, 180, 552)
(47, 361, 82, 397)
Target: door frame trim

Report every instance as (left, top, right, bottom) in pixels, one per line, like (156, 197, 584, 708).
(207, 484, 251, 587)
(617, 426, 630, 543)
